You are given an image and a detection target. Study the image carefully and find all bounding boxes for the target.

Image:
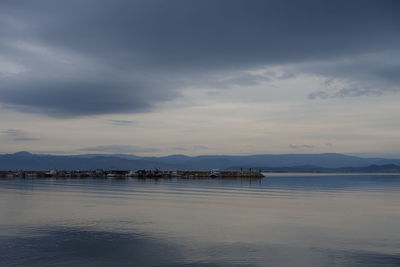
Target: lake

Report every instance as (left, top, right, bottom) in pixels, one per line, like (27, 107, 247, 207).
(1, 174, 400, 266)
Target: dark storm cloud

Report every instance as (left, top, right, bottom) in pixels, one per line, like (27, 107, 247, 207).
(9, 0, 397, 68)
(0, 0, 399, 116)
(0, 78, 177, 117)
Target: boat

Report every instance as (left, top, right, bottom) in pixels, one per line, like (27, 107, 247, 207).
(209, 169, 220, 178)
(126, 171, 138, 177)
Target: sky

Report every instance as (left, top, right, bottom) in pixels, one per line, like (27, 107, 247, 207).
(0, 0, 400, 156)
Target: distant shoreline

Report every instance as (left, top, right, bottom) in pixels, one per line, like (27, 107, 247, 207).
(0, 170, 264, 179)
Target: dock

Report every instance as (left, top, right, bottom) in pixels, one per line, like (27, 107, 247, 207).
(0, 169, 264, 179)
(176, 170, 264, 178)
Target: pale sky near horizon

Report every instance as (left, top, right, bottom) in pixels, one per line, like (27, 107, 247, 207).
(1, 0, 400, 156)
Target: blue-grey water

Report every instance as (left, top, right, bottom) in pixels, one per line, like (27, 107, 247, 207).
(1, 174, 400, 267)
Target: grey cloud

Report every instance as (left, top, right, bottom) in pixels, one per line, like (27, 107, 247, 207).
(108, 120, 136, 126)
(289, 144, 314, 149)
(12, 0, 397, 68)
(195, 72, 273, 90)
(309, 86, 389, 99)
(193, 145, 209, 150)
(0, 77, 179, 117)
(170, 145, 209, 152)
(308, 91, 330, 100)
(80, 144, 208, 154)
(13, 137, 39, 141)
(0, 129, 22, 136)
(79, 145, 160, 154)
(30, 150, 69, 154)
(305, 53, 400, 99)
(217, 73, 272, 88)
(277, 72, 296, 80)
(0, 0, 399, 116)
(1, 128, 39, 141)
(334, 87, 384, 98)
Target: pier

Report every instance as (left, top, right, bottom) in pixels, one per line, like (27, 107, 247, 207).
(176, 170, 264, 178)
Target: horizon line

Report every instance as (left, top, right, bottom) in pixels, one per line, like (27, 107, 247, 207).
(2, 151, 400, 159)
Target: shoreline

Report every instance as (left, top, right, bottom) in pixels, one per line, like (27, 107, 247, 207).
(0, 169, 265, 179)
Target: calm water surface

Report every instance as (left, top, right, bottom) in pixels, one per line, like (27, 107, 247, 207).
(1, 174, 400, 266)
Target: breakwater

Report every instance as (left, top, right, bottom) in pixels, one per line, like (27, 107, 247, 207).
(176, 170, 264, 178)
(0, 169, 264, 179)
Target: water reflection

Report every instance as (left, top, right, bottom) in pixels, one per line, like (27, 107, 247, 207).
(0, 227, 181, 267)
(1, 175, 400, 266)
(261, 173, 400, 192)
(1, 226, 399, 267)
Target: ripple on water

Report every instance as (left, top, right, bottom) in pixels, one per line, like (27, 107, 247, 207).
(1, 175, 400, 266)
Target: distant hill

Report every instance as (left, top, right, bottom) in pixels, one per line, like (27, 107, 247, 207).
(0, 152, 174, 170)
(234, 164, 400, 173)
(1, 152, 400, 171)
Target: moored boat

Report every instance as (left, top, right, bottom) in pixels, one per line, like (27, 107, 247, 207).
(209, 169, 220, 178)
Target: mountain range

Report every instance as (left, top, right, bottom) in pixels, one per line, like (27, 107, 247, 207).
(1, 151, 400, 172)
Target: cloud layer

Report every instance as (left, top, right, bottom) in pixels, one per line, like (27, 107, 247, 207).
(0, 0, 399, 117)
(0, 129, 39, 142)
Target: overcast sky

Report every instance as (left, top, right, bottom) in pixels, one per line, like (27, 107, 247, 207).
(1, 0, 400, 156)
